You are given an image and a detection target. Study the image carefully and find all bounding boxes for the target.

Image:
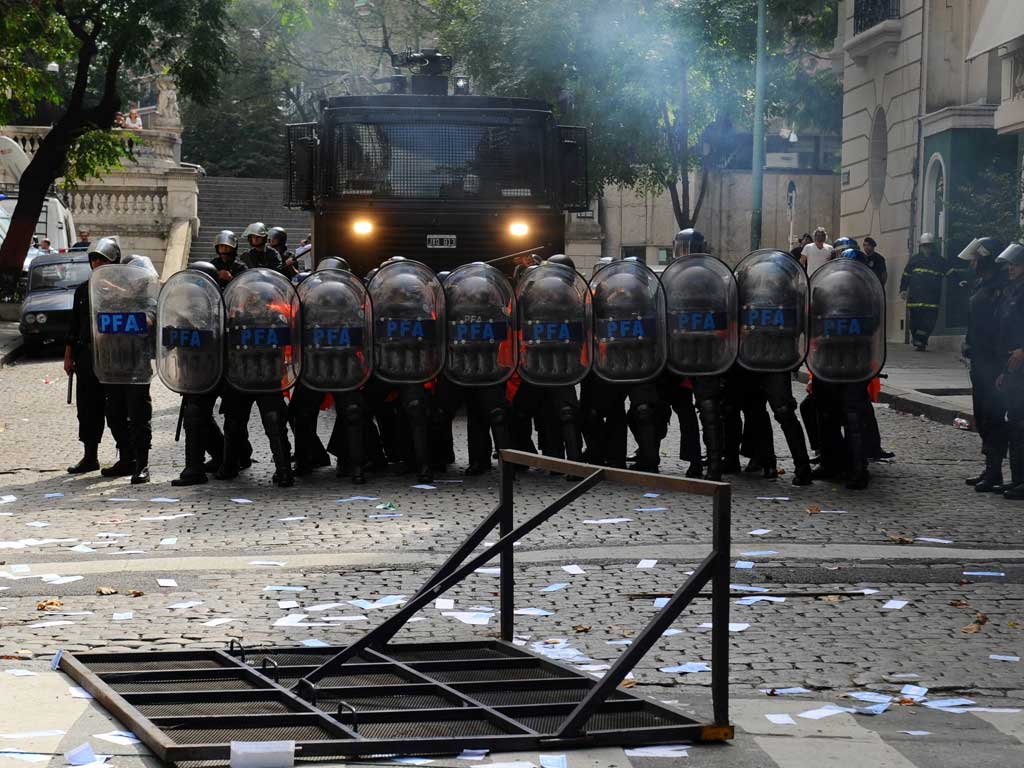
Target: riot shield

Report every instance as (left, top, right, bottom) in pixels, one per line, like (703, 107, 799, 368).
(734, 249, 808, 372)
(444, 262, 517, 386)
(89, 260, 159, 384)
(368, 260, 445, 384)
(516, 262, 592, 386)
(223, 268, 301, 393)
(807, 259, 886, 382)
(156, 270, 224, 394)
(662, 255, 738, 376)
(298, 269, 373, 392)
(589, 259, 666, 383)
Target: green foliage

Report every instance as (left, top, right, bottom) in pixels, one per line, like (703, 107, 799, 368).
(63, 130, 136, 188)
(0, 2, 75, 124)
(432, 0, 839, 223)
(947, 160, 1024, 249)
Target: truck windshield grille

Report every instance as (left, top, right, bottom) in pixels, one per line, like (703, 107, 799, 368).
(331, 121, 546, 201)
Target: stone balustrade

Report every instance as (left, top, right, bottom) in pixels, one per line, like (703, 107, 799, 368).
(0, 124, 180, 175)
(68, 188, 167, 219)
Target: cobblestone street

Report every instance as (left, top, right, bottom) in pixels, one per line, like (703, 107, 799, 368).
(2, 351, 1023, 767)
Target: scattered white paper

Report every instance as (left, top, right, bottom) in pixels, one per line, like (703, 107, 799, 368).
(475, 567, 501, 575)
(93, 731, 139, 746)
(229, 740, 295, 768)
(249, 561, 285, 567)
(990, 654, 1020, 662)
(435, 598, 455, 610)
(302, 639, 330, 648)
(652, 597, 670, 609)
(202, 618, 236, 627)
(64, 743, 98, 766)
(5, 669, 37, 677)
(660, 662, 710, 673)
(338, 496, 379, 502)
(561, 564, 585, 575)
(443, 611, 491, 625)
(542, 583, 569, 592)
(889, 673, 920, 679)
(634, 507, 667, 512)
(514, 607, 553, 616)
(159, 537, 178, 546)
(539, 755, 566, 768)
(139, 513, 192, 521)
(168, 600, 203, 610)
(607, 639, 632, 646)
(390, 758, 433, 766)
(0, 495, 17, 504)
(882, 599, 908, 610)
(25, 521, 49, 528)
(68, 686, 93, 699)
(322, 615, 368, 622)
(915, 537, 952, 544)
(584, 518, 632, 525)
(900, 684, 928, 701)
(412, 484, 437, 490)
(458, 749, 489, 760)
(963, 571, 1005, 577)
(662, 628, 683, 637)
(902, 730, 931, 736)
(277, 516, 306, 522)
(349, 595, 406, 610)
(757, 496, 789, 501)
(67, 544, 95, 554)
(923, 698, 976, 709)
(478, 762, 534, 768)
(274, 614, 309, 628)
(637, 559, 658, 569)
(749, 529, 772, 536)
(731, 584, 769, 593)
(41, 575, 83, 585)
(277, 600, 299, 609)
(737, 595, 785, 606)
(699, 622, 749, 632)
(576, 664, 610, 672)
(112, 612, 133, 621)
(1, 730, 66, 739)
(741, 550, 778, 557)
(157, 578, 178, 588)
(854, 702, 890, 716)
(847, 588, 880, 595)
(231, 498, 253, 504)
(264, 585, 305, 592)
(29, 620, 74, 628)
(0, 751, 50, 763)
(149, 497, 179, 503)
(761, 687, 810, 695)
(95, 533, 129, 538)
(643, 493, 660, 498)
(735, 561, 754, 569)
(623, 745, 689, 758)
(368, 513, 402, 519)
(765, 713, 796, 725)
(847, 691, 892, 704)
(798, 704, 854, 720)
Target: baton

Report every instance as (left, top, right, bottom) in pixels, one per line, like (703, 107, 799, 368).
(174, 399, 184, 442)
(484, 246, 547, 266)
(67, 372, 74, 405)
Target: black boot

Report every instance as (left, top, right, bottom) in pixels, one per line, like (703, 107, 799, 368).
(975, 456, 1003, 493)
(965, 470, 986, 486)
(845, 464, 870, 490)
(1003, 441, 1024, 499)
(68, 443, 99, 474)
(101, 454, 136, 478)
(685, 461, 703, 478)
(131, 449, 150, 484)
(173, 424, 207, 486)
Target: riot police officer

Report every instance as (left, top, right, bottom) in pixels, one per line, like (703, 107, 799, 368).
(88, 243, 158, 484)
(241, 222, 284, 272)
(211, 230, 246, 288)
(269, 226, 300, 278)
(158, 261, 226, 486)
(735, 249, 814, 486)
(64, 238, 119, 474)
(661, 229, 738, 481)
(806, 249, 886, 489)
(959, 237, 1008, 492)
(994, 243, 1024, 499)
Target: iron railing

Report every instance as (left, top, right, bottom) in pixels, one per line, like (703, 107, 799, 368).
(854, 0, 900, 36)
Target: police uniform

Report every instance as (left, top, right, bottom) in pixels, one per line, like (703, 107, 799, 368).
(994, 243, 1024, 499)
(65, 281, 108, 472)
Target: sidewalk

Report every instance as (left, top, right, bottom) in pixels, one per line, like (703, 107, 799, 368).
(0, 320, 23, 365)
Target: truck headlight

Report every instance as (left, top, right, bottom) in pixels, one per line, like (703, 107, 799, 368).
(509, 221, 529, 237)
(353, 219, 373, 236)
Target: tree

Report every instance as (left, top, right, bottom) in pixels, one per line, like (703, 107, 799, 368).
(432, 0, 838, 229)
(947, 159, 1024, 254)
(0, 0, 230, 281)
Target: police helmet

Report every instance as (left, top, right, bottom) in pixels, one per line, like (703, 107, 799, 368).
(839, 248, 868, 263)
(364, 267, 380, 285)
(996, 242, 1024, 266)
(214, 230, 237, 251)
(268, 226, 287, 247)
(919, 232, 936, 246)
(243, 222, 269, 241)
(437, 270, 452, 284)
(673, 228, 706, 258)
(316, 257, 351, 272)
(291, 270, 311, 286)
(88, 237, 121, 264)
(591, 256, 614, 278)
(547, 253, 576, 271)
(958, 236, 1003, 263)
(189, 260, 220, 283)
(833, 237, 856, 252)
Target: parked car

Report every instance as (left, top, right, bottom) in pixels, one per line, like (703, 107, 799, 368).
(19, 249, 91, 346)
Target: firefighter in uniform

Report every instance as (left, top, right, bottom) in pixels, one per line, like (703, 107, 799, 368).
(994, 243, 1024, 499)
(959, 237, 1008, 492)
(64, 239, 119, 474)
(900, 233, 950, 351)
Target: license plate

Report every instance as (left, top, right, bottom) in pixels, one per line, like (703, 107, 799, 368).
(427, 234, 457, 249)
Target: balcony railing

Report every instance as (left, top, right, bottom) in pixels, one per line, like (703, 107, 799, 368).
(854, 0, 900, 36)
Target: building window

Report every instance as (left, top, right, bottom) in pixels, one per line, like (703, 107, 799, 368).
(854, 0, 900, 36)
(923, 154, 946, 249)
(657, 247, 672, 265)
(621, 245, 646, 262)
(869, 108, 888, 208)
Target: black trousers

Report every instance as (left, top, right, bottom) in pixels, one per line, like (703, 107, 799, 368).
(815, 380, 873, 473)
(105, 382, 153, 458)
(289, 383, 331, 469)
(909, 306, 939, 347)
(180, 391, 223, 474)
(971, 354, 1008, 466)
(324, 389, 369, 476)
(221, 387, 290, 468)
(512, 382, 581, 461)
(748, 371, 810, 470)
(435, 379, 510, 466)
(656, 375, 700, 463)
(72, 347, 107, 445)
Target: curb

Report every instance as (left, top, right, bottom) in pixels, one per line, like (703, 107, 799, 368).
(0, 338, 23, 367)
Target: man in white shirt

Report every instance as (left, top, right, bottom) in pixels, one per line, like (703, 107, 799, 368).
(801, 227, 833, 274)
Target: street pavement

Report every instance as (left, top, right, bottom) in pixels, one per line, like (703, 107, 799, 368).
(0, 348, 1022, 767)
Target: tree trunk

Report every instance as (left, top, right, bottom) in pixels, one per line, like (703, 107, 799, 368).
(0, 123, 72, 279)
